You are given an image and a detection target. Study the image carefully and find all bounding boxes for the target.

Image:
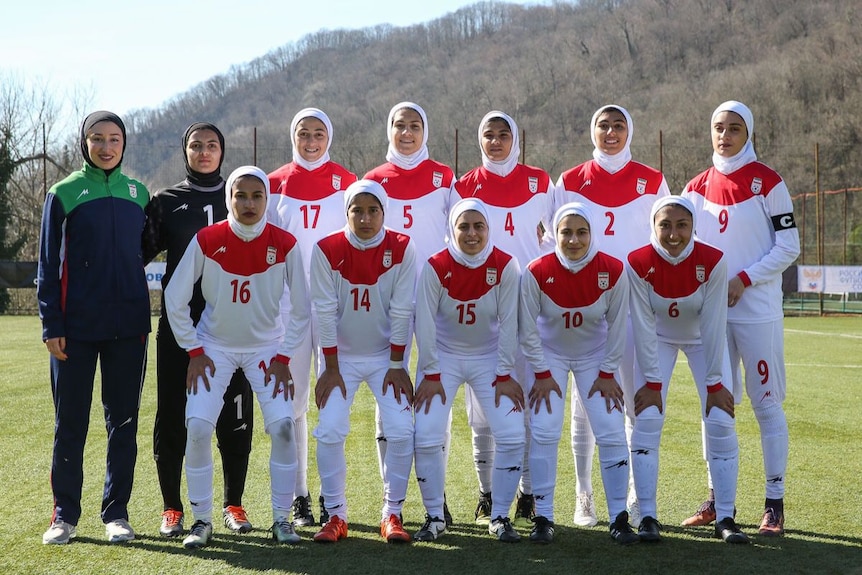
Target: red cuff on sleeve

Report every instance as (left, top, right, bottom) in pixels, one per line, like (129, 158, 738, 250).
(390, 344, 406, 353)
(424, 373, 441, 382)
(322, 346, 338, 356)
(493, 374, 511, 387)
(273, 354, 290, 365)
(737, 271, 752, 287)
(707, 383, 724, 394)
(645, 381, 662, 391)
(535, 370, 552, 380)
(188, 347, 204, 358)
(598, 371, 615, 379)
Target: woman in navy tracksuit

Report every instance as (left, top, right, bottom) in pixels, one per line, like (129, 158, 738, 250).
(38, 111, 151, 545)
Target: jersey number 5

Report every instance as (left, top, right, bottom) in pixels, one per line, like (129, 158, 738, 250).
(403, 204, 413, 229)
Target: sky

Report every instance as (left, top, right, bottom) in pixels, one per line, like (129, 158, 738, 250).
(2, 0, 539, 124)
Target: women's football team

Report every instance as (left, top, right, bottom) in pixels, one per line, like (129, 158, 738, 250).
(39, 100, 798, 549)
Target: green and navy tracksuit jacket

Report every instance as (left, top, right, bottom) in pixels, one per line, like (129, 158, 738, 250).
(38, 163, 151, 342)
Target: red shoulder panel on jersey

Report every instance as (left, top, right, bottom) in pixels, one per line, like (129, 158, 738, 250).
(429, 247, 512, 302)
(197, 222, 297, 276)
(628, 242, 723, 299)
(528, 252, 624, 307)
(685, 163, 783, 206)
(560, 161, 665, 208)
(365, 160, 454, 200)
(455, 165, 551, 208)
(269, 162, 356, 201)
(317, 230, 410, 285)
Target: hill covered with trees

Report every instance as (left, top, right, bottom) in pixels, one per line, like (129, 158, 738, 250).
(6, 0, 862, 265)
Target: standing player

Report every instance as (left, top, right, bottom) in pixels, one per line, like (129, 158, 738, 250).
(627, 195, 748, 544)
(413, 199, 525, 543)
(364, 101, 455, 525)
(455, 110, 554, 526)
(554, 104, 670, 526)
(681, 100, 799, 536)
(143, 122, 255, 538)
(267, 107, 357, 526)
(310, 180, 416, 544)
(164, 166, 310, 548)
(519, 202, 638, 545)
(39, 111, 150, 545)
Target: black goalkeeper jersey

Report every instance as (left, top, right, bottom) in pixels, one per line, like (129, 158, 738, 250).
(143, 179, 227, 322)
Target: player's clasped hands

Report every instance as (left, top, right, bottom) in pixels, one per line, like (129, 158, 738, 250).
(414, 378, 446, 414)
(44, 336, 68, 361)
(588, 374, 625, 414)
(634, 384, 663, 416)
(264, 360, 294, 401)
(383, 367, 414, 406)
(706, 385, 735, 418)
(186, 354, 215, 394)
(528, 374, 562, 414)
(315, 368, 346, 409)
(495, 376, 525, 412)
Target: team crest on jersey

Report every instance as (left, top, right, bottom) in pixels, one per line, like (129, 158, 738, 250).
(528, 177, 538, 194)
(433, 171, 443, 188)
(383, 249, 393, 268)
(598, 271, 609, 290)
(486, 267, 498, 285)
(695, 265, 706, 283)
(332, 174, 342, 191)
(751, 177, 763, 194)
(128, 184, 138, 198)
(266, 246, 277, 265)
(636, 178, 647, 195)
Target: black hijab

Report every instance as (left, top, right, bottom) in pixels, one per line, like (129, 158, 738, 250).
(182, 122, 226, 188)
(80, 110, 126, 175)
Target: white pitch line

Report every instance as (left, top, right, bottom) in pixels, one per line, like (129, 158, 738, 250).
(785, 328, 862, 340)
(675, 358, 860, 369)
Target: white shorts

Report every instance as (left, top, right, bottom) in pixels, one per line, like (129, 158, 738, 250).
(727, 319, 786, 405)
(464, 347, 529, 429)
(186, 345, 293, 429)
(529, 353, 627, 447)
(313, 357, 414, 445)
(415, 353, 525, 449)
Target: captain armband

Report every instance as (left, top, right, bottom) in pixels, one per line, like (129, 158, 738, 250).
(771, 212, 797, 231)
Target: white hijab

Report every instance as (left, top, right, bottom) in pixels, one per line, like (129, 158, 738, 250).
(385, 101, 430, 170)
(290, 107, 333, 172)
(590, 104, 633, 175)
(447, 198, 494, 269)
(479, 111, 520, 178)
(343, 179, 388, 250)
(711, 100, 757, 175)
(553, 202, 599, 275)
(649, 195, 697, 266)
(225, 165, 269, 242)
